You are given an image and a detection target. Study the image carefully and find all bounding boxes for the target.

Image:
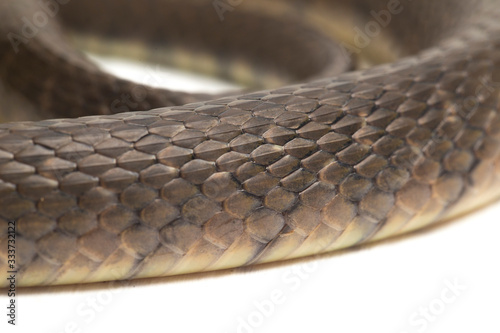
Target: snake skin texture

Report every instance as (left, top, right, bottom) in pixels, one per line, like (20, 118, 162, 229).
(1, 0, 500, 287)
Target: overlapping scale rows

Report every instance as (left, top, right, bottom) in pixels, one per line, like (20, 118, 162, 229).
(1, 37, 500, 286)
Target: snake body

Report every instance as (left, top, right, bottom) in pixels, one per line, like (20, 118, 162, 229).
(1, 0, 500, 287)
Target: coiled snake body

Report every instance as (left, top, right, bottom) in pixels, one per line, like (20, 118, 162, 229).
(1, 0, 500, 287)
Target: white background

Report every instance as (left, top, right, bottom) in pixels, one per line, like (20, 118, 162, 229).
(2, 57, 500, 333)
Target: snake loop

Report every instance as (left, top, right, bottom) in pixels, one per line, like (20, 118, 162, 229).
(0, 0, 500, 287)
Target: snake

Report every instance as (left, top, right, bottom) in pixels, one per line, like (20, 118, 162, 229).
(0, 0, 499, 288)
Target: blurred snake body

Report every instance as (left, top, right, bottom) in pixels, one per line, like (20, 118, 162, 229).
(1, 0, 500, 287)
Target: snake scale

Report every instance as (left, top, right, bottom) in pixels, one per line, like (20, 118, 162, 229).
(1, 0, 500, 287)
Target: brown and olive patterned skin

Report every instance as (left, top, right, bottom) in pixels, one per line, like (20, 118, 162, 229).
(1, 0, 500, 287)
